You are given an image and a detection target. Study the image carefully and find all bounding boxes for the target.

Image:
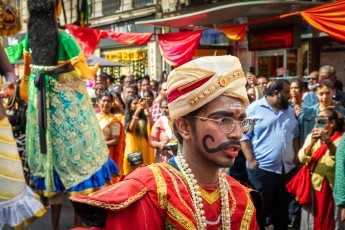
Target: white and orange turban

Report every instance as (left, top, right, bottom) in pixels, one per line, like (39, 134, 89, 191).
(167, 55, 249, 122)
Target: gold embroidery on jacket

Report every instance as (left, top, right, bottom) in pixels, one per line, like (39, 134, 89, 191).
(240, 191, 254, 229)
(149, 164, 167, 209)
(69, 187, 148, 210)
(199, 186, 220, 205)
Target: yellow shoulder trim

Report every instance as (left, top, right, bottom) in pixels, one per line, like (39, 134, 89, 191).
(239, 190, 255, 229)
(167, 202, 197, 230)
(148, 164, 167, 209)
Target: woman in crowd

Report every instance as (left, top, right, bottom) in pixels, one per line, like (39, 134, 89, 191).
(122, 95, 154, 174)
(290, 78, 304, 117)
(298, 80, 345, 145)
(246, 86, 257, 102)
(112, 91, 125, 121)
(97, 91, 125, 181)
(297, 108, 344, 229)
(143, 89, 154, 111)
(150, 98, 177, 163)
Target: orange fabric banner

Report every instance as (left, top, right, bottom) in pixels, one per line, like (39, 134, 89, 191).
(218, 24, 246, 41)
(300, 0, 345, 42)
(158, 30, 203, 66)
(66, 25, 108, 58)
(107, 31, 153, 45)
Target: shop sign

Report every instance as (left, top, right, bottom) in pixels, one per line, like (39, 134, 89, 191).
(321, 40, 345, 52)
(103, 49, 147, 61)
(277, 67, 286, 76)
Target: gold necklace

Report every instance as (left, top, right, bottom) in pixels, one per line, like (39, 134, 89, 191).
(175, 153, 232, 230)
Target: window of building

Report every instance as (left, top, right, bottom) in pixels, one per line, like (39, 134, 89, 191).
(102, 0, 120, 16)
(132, 0, 153, 8)
(12, 0, 20, 8)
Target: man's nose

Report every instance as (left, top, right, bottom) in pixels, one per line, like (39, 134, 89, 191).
(227, 123, 243, 140)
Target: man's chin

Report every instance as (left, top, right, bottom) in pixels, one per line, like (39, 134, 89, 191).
(218, 158, 235, 169)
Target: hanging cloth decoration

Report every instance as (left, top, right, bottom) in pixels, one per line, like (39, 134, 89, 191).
(158, 30, 202, 67)
(107, 30, 153, 45)
(66, 25, 108, 58)
(300, 0, 345, 42)
(218, 24, 247, 41)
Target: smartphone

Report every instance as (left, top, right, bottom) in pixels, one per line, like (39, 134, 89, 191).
(314, 117, 326, 130)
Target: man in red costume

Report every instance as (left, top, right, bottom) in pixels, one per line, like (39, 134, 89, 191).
(71, 55, 261, 230)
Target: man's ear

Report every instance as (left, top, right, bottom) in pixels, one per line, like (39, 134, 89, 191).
(273, 89, 279, 96)
(175, 117, 192, 140)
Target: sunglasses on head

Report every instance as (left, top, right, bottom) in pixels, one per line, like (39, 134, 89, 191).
(316, 80, 333, 88)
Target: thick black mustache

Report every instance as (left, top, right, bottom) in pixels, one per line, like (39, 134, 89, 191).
(202, 134, 240, 154)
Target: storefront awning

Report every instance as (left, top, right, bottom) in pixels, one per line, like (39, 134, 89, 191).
(135, 1, 323, 29)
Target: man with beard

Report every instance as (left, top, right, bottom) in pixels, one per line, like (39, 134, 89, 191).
(302, 71, 319, 99)
(70, 55, 261, 229)
(240, 79, 300, 230)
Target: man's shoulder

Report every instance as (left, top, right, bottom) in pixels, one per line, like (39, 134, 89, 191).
(246, 97, 265, 110)
(70, 165, 163, 213)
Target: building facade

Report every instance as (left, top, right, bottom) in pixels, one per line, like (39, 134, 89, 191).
(5, 0, 345, 83)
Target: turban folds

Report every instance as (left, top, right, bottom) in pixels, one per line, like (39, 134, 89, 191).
(167, 55, 249, 122)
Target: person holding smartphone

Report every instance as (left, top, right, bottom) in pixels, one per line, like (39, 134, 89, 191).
(122, 95, 154, 174)
(293, 108, 345, 230)
(298, 80, 345, 145)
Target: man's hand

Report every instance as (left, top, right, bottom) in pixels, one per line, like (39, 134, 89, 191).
(247, 159, 259, 169)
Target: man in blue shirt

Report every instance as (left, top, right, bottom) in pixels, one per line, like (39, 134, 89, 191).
(241, 79, 300, 230)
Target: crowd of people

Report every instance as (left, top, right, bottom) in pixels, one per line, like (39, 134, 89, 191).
(242, 67, 345, 230)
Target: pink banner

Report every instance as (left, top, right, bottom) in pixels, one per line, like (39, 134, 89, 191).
(158, 30, 203, 66)
(107, 31, 153, 45)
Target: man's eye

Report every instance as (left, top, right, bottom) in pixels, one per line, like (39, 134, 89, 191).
(219, 117, 230, 124)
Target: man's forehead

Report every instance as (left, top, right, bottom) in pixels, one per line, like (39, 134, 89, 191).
(126, 88, 135, 92)
(206, 98, 245, 116)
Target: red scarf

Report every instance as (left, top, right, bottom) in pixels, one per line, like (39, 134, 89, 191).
(286, 132, 342, 204)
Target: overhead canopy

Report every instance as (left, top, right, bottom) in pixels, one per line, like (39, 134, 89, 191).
(136, 1, 323, 29)
(87, 55, 124, 67)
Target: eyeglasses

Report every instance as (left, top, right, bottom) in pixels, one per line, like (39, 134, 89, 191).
(194, 116, 255, 134)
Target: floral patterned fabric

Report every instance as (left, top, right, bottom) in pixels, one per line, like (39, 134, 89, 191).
(25, 32, 109, 192)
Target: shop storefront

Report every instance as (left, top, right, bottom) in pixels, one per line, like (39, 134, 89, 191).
(95, 16, 157, 82)
(103, 47, 148, 80)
